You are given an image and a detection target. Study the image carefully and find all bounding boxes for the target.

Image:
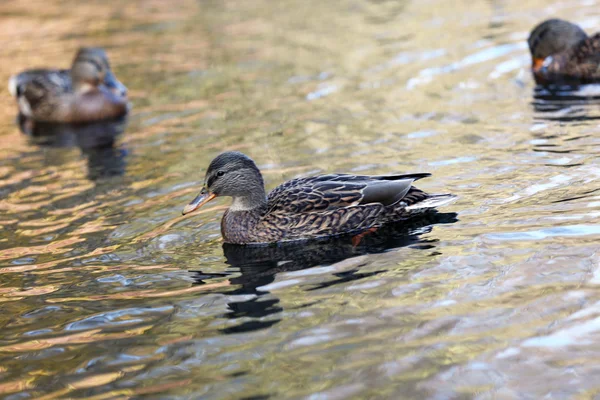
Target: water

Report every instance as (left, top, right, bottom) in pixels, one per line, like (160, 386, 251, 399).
(1, 0, 600, 398)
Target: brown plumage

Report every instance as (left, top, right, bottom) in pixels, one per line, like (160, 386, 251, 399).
(528, 19, 600, 85)
(8, 47, 129, 123)
(182, 152, 456, 245)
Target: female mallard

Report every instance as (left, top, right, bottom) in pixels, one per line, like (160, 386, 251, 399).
(182, 151, 456, 244)
(528, 19, 600, 85)
(8, 47, 128, 123)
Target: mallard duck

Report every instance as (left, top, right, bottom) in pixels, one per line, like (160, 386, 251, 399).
(181, 151, 456, 244)
(8, 47, 128, 123)
(528, 19, 600, 85)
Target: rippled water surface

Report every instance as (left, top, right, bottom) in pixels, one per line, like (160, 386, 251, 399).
(2, 0, 600, 398)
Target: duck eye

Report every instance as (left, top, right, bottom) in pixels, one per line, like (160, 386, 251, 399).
(217, 171, 225, 177)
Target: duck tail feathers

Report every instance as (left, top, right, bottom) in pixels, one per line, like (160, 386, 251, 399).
(405, 194, 457, 211)
(376, 172, 431, 182)
(8, 74, 19, 97)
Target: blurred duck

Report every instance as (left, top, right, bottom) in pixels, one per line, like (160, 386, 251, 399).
(528, 19, 600, 85)
(8, 47, 128, 123)
(182, 151, 456, 244)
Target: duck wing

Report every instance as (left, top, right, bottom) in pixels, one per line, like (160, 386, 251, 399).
(570, 34, 600, 76)
(547, 34, 600, 82)
(267, 173, 430, 214)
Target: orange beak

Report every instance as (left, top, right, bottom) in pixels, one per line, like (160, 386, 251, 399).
(182, 188, 217, 215)
(532, 57, 545, 73)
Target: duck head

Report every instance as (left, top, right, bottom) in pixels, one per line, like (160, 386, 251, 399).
(71, 47, 127, 97)
(182, 151, 267, 215)
(528, 19, 588, 73)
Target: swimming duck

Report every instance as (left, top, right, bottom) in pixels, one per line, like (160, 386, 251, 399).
(182, 151, 456, 244)
(8, 47, 129, 123)
(528, 19, 600, 85)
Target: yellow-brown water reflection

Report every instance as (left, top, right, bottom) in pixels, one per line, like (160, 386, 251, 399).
(1, 0, 600, 398)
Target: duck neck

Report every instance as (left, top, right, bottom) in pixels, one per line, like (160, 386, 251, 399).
(229, 189, 267, 213)
(222, 190, 268, 244)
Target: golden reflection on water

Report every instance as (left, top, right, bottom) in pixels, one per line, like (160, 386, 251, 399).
(1, 0, 600, 398)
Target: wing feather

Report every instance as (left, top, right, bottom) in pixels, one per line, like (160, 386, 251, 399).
(267, 173, 428, 214)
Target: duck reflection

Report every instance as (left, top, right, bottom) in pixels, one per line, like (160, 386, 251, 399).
(191, 212, 457, 334)
(18, 114, 128, 180)
(532, 84, 600, 122)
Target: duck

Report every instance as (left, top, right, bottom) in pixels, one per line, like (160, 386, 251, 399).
(528, 19, 600, 85)
(181, 151, 456, 245)
(8, 47, 129, 123)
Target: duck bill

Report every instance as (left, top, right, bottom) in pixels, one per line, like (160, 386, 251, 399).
(182, 188, 217, 215)
(104, 70, 128, 97)
(532, 57, 545, 73)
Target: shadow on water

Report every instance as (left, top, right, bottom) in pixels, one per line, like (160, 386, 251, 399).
(17, 114, 129, 180)
(191, 212, 458, 334)
(532, 84, 600, 123)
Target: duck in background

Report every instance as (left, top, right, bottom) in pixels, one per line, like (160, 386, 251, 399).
(8, 47, 129, 123)
(528, 19, 600, 85)
(181, 151, 456, 245)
